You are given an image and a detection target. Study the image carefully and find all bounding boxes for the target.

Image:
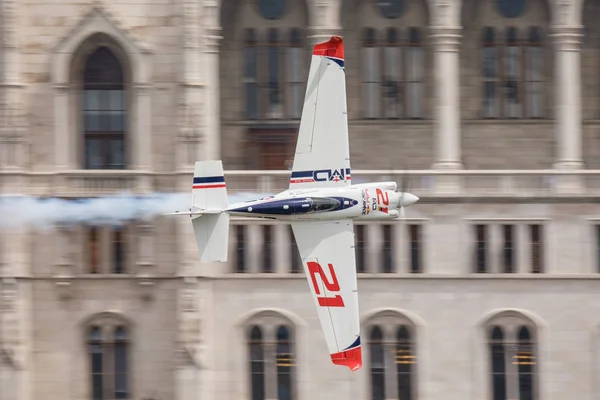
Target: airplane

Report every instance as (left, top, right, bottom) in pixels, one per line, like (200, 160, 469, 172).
(166, 35, 419, 371)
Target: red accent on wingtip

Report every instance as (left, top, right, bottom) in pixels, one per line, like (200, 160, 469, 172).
(330, 346, 362, 371)
(312, 36, 344, 60)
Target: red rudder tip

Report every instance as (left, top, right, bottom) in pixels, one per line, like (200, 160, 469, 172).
(330, 346, 362, 371)
(312, 36, 344, 60)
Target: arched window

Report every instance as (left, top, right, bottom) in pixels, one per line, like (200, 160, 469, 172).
(287, 29, 304, 119)
(505, 27, 520, 118)
(482, 27, 497, 117)
(477, 0, 547, 119)
(368, 322, 416, 400)
(83, 47, 126, 170)
(526, 27, 543, 118)
(244, 29, 259, 120)
(230, 0, 308, 169)
(362, 28, 380, 119)
(238, 5, 306, 121)
(87, 324, 130, 400)
(247, 319, 296, 400)
(383, 28, 401, 118)
(359, 0, 427, 120)
(406, 28, 423, 119)
(248, 326, 265, 400)
(487, 320, 538, 400)
(396, 326, 414, 399)
(369, 326, 385, 400)
(276, 326, 293, 400)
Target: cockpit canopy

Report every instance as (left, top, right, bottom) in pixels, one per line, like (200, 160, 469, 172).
(306, 197, 341, 213)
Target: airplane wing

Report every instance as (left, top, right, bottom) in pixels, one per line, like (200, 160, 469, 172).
(291, 219, 361, 370)
(289, 36, 351, 190)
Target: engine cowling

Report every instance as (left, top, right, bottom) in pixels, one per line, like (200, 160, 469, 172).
(356, 186, 400, 220)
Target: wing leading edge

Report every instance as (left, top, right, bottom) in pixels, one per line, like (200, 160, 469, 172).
(291, 220, 362, 371)
(289, 36, 351, 190)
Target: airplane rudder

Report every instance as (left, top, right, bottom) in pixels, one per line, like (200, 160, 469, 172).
(191, 160, 227, 210)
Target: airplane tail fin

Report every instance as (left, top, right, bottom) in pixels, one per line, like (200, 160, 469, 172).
(165, 160, 229, 262)
(191, 160, 229, 262)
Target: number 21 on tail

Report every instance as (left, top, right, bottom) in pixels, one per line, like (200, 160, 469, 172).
(307, 261, 345, 307)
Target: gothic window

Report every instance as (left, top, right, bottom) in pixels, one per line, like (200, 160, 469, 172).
(87, 323, 130, 400)
(242, 28, 306, 120)
(267, 28, 282, 118)
(529, 224, 543, 273)
(235, 225, 247, 273)
(480, 24, 545, 119)
(355, 224, 366, 273)
(505, 27, 520, 118)
(406, 28, 423, 118)
(526, 27, 543, 118)
(368, 321, 416, 400)
(289, 225, 301, 273)
(247, 319, 297, 400)
(287, 29, 304, 119)
(362, 27, 424, 119)
(249, 326, 265, 400)
(381, 224, 394, 272)
(408, 224, 422, 273)
(83, 47, 127, 169)
(363, 28, 381, 119)
(262, 224, 274, 273)
(383, 28, 401, 118)
(487, 321, 538, 400)
(84, 225, 130, 274)
(244, 29, 259, 120)
(483, 28, 497, 117)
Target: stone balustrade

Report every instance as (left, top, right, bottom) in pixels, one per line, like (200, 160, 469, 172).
(0, 169, 599, 198)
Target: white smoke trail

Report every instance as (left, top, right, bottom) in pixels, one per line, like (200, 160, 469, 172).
(0, 191, 272, 231)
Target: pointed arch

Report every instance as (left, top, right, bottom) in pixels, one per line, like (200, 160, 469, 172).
(51, 5, 153, 171)
(83, 311, 133, 400)
(236, 309, 303, 400)
(479, 309, 542, 400)
(363, 308, 423, 400)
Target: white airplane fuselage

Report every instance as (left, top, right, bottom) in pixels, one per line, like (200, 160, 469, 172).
(225, 181, 418, 221)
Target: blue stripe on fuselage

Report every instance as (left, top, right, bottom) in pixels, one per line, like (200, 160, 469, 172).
(228, 197, 358, 216)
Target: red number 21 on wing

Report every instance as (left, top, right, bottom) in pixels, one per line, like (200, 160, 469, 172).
(307, 261, 345, 307)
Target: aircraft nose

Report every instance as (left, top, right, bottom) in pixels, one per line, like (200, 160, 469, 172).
(400, 192, 419, 206)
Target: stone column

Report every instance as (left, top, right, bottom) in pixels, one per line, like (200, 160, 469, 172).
(551, 25, 583, 169)
(430, 26, 462, 169)
(178, 0, 204, 170)
(307, 0, 342, 46)
(203, 25, 222, 161)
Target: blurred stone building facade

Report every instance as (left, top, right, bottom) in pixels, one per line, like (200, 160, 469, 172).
(1, 0, 600, 399)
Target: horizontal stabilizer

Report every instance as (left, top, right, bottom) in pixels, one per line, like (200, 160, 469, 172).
(164, 207, 222, 216)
